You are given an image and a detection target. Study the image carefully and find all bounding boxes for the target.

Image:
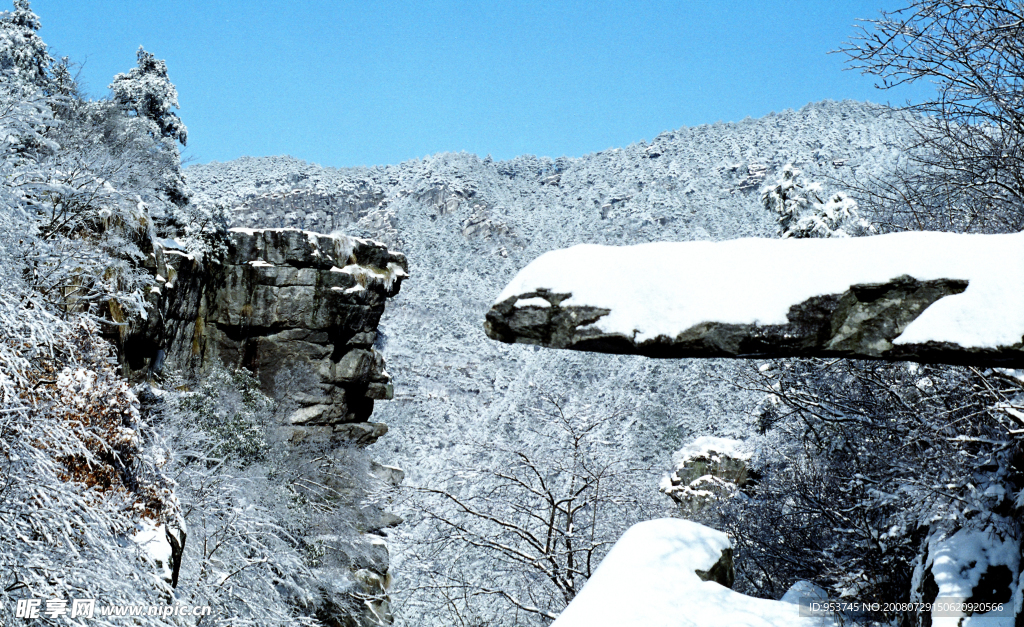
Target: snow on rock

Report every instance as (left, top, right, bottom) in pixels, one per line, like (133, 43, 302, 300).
(486, 231, 1024, 367)
(921, 526, 1019, 627)
(514, 296, 552, 308)
(661, 437, 756, 512)
(674, 435, 752, 465)
(132, 519, 173, 583)
(552, 518, 835, 627)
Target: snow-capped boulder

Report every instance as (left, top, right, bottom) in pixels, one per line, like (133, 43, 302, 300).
(486, 231, 1024, 368)
(660, 436, 755, 514)
(781, 580, 828, 605)
(552, 518, 834, 627)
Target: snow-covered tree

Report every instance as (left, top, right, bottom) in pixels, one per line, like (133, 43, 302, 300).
(0, 0, 52, 89)
(0, 10, 201, 623)
(841, 0, 1024, 233)
(697, 359, 1024, 625)
(110, 46, 187, 146)
(0, 301, 187, 627)
(761, 163, 872, 238)
(396, 395, 662, 626)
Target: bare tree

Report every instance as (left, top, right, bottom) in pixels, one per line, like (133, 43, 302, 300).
(693, 359, 1024, 625)
(839, 0, 1024, 233)
(397, 397, 660, 626)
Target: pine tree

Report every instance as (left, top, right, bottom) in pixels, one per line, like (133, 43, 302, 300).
(109, 46, 187, 146)
(761, 163, 872, 238)
(0, 0, 52, 88)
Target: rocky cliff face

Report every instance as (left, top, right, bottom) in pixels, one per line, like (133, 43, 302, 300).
(119, 226, 408, 626)
(206, 228, 408, 448)
(126, 227, 408, 446)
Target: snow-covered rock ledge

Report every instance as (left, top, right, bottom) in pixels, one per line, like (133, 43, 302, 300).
(485, 231, 1024, 367)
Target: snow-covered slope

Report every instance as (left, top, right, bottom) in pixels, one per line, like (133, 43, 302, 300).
(187, 100, 916, 625)
(188, 99, 912, 460)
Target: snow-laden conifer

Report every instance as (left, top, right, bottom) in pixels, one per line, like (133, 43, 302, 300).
(0, 0, 52, 89)
(761, 163, 873, 238)
(110, 47, 187, 146)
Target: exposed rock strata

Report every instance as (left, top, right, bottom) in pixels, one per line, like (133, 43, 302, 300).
(117, 227, 408, 626)
(205, 228, 408, 447)
(486, 275, 1024, 367)
(124, 227, 408, 447)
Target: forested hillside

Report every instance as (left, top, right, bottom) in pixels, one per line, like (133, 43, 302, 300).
(187, 100, 922, 625)
(5, 0, 1021, 624)
(0, 4, 404, 625)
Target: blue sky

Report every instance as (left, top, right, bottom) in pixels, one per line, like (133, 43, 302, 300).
(31, 1, 934, 168)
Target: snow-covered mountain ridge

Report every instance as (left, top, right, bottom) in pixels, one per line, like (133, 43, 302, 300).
(187, 99, 918, 626)
(187, 98, 913, 467)
(190, 100, 906, 250)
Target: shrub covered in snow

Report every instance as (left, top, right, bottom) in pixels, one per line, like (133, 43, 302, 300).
(0, 301, 180, 626)
(691, 359, 1024, 624)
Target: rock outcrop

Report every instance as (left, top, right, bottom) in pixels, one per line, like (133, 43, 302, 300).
(204, 228, 408, 447)
(485, 233, 1024, 367)
(124, 227, 408, 447)
(660, 437, 758, 514)
(486, 274, 1024, 366)
(117, 227, 408, 626)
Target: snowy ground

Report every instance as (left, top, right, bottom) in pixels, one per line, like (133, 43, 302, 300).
(554, 518, 1018, 626)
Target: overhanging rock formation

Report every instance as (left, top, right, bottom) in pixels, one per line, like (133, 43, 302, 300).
(205, 228, 409, 446)
(485, 231, 1024, 367)
(127, 227, 409, 446)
